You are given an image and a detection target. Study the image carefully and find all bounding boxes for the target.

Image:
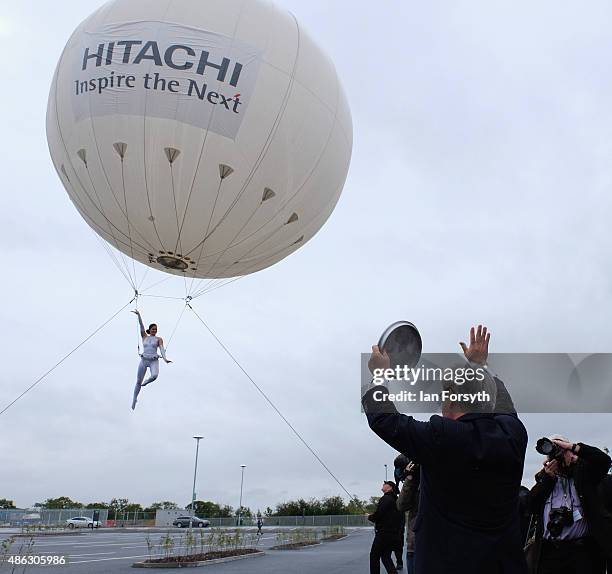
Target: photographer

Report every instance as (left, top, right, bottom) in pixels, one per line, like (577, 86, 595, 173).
(528, 436, 612, 574)
(362, 325, 528, 573)
(396, 456, 420, 574)
(368, 481, 404, 574)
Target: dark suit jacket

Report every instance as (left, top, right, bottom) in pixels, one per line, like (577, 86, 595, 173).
(363, 384, 528, 574)
(368, 491, 403, 535)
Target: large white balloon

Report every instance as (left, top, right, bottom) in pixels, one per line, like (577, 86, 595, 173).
(47, 0, 352, 279)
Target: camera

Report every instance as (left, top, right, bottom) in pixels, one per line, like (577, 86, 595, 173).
(393, 454, 419, 483)
(535, 437, 564, 461)
(547, 506, 574, 538)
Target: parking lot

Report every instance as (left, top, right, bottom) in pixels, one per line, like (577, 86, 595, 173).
(0, 528, 374, 573)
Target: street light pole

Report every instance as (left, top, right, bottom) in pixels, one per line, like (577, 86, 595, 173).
(237, 465, 246, 526)
(384, 464, 388, 481)
(190, 435, 204, 531)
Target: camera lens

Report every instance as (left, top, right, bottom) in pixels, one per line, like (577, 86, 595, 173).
(541, 442, 554, 455)
(536, 437, 557, 457)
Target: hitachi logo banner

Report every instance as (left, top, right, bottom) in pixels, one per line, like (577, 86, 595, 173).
(71, 21, 261, 139)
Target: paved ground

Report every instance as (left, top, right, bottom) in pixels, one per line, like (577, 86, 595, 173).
(0, 528, 376, 573)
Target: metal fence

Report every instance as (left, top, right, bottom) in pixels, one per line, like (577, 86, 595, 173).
(0, 511, 369, 529)
(205, 515, 371, 527)
(108, 512, 156, 527)
(0, 509, 109, 527)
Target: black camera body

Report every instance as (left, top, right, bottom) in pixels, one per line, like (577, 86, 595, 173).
(536, 437, 564, 461)
(394, 454, 410, 482)
(547, 506, 574, 538)
(393, 454, 419, 483)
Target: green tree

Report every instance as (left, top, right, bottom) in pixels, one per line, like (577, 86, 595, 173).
(185, 501, 234, 517)
(273, 495, 366, 516)
(0, 499, 16, 509)
(275, 499, 301, 516)
(275, 498, 318, 516)
(219, 504, 234, 518)
(145, 501, 178, 512)
(108, 498, 130, 520)
(125, 503, 144, 513)
(321, 496, 345, 515)
(234, 506, 252, 518)
(366, 496, 379, 514)
(36, 497, 83, 509)
(85, 502, 110, 510)
(186, 500, 216, 515)
(346, 497, 368, 515)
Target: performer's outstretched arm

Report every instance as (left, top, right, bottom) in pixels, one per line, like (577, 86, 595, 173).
(132, 310, 146, 338)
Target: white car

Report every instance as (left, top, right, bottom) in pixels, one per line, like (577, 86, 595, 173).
(66, 517, 102, 529)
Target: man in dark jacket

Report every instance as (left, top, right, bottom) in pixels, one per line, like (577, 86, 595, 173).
(601, 475, 612, 574)
(528, 437, 612, 573)
(396, 461, 420, 574)
(363, 325, 528, 574)
(368, 481, 404, 574)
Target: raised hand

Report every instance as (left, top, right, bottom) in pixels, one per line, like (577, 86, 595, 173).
(459, 325, 490, 365)
(368, 345, 390, 374)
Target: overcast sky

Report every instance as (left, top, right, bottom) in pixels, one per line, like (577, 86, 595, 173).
(2, 0, 612, 512)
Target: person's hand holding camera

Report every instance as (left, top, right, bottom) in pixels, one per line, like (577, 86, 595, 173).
(551, 438, 579, 454)
(543, 459, 560, 478)
(404, 462, 417, 480)
(552, 438, 579, 465)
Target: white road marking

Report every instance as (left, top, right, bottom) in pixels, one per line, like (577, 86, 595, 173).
(69, 552, 116, 557)
(13, 530, 300, 564)
(71, 554, 150, 564)
(33, 536, 185, 548)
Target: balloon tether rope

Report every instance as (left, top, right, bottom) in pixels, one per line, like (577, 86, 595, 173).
(0, 298, 135, 418)
(187, 302, 355, 500)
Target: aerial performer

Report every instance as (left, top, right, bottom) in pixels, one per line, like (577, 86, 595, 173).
(131, 310, 172, 410)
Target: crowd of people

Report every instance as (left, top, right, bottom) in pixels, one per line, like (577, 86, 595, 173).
(363, 325, 612, 574)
